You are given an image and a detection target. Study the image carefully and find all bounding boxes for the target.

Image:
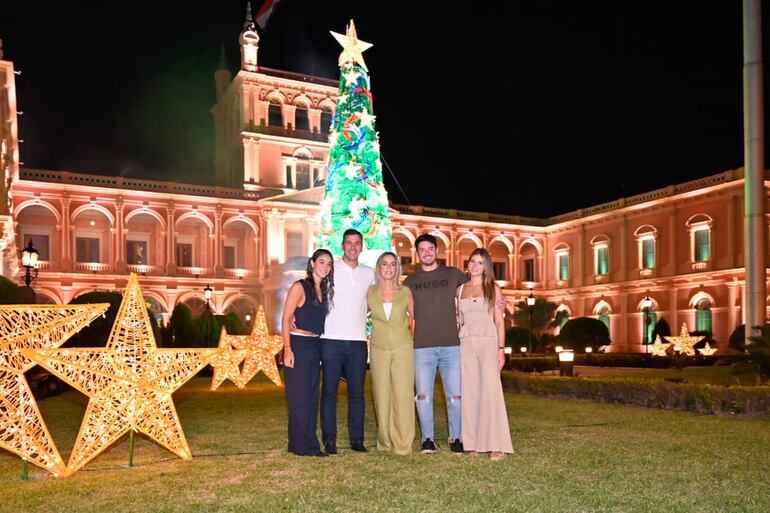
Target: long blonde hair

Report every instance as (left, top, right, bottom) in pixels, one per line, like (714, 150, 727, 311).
(468, 248, 496, 308)
(374, 251, 403, 288)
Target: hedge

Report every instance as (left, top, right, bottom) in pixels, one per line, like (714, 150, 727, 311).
(501, 371, 770, 417)
(503, 353, 750, 372)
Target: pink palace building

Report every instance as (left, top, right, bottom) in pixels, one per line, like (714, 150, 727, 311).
(0, 21, 765, 353)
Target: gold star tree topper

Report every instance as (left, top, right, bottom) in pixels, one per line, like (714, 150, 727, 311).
(664, 323, 704, 356)
(223, 305, 283, 387)
(24, 274, 218, 476)
(331, 19, 373, 71)
(0, 303, 108, 476)
(209, 326, 247, 391)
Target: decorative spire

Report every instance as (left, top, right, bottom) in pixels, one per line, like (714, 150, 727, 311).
(243, 2, 256, 32)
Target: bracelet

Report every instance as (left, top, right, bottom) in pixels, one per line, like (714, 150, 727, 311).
(498, 347, 505, 350)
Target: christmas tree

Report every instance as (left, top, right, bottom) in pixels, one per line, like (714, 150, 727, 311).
(318, 20, 392, 261)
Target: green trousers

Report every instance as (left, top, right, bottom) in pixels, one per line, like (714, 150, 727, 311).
(369, 344, 415, 455)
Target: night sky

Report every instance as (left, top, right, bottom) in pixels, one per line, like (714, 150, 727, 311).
(1, 1, 767, 217)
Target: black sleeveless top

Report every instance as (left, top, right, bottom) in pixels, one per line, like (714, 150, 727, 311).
(293, 280, 327, 335)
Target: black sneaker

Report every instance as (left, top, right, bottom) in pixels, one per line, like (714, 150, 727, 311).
(350, 442, 368, 453)
(420, 438, 437, 454)
(324, 442, 337, 455)
(449, 439, 464, 455)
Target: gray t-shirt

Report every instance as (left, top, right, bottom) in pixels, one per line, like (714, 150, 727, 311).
(405, 265, 469, 349)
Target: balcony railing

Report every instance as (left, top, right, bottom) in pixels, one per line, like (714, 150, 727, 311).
(692, 261, 709, 271)
(74, 262, 112, 273)
(224, 268, 256, 279)
(639, 268, 655, 278)
(126, 264, 164, 275)
(176, 266, 213, 277)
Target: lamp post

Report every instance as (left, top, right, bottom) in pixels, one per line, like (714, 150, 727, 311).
(526, 290, 536, 354)
(642, 295, 652, 357)
(203, 284, 213, 346)
(21, 240, 39, 287)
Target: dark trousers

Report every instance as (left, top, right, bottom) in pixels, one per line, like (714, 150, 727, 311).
(284, 334, 322, 456)
(320, 339, 368, 445)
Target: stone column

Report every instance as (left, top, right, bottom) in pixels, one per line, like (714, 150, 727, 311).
(576, 225, 585, 286)
(115, 197, 126, 273)
(166, 201, 176, 275)
(669, 287, 678, 334)
(61, 194, 72, 271)
(619, 215, 627, 282)
(214, 205, 224, 278)
(619, 291, 628, 351)
(727, 194, 737, 268)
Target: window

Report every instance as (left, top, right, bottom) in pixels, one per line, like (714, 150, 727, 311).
(285, 165, 292, 187)
(75, 237, 100, 263)
(268, 103, 282, 127)
(400, 255, 412, 265)
(597, 247, 608, 275)
(557, 253, 569, 281)
(643, 311, 657, 344)
(695, 229, 710, 262)
(25, 234, 50, 261)
(523, 258, 535, 282)
(642, 239, 655, 269)
(321, 110, 333, 133)
(295, 162, 311, 190)
(492, 262, 506, 281)
(286, 231, 304, 259)
(295, 107, 309, 131)
(176, 243, 193, 267)
(126, 240, 147, 265)
(224, 246, 236, 269)
(695, 298, 712, 333)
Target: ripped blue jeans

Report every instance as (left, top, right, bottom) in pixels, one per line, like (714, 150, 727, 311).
(414, 346, 461, 442)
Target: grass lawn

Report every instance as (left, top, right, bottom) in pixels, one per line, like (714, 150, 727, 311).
(574, 364, 759, 385)
(3, 374, 769, 513)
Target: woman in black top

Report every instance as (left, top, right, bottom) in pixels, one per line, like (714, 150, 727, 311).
(282, 248, 334, 456)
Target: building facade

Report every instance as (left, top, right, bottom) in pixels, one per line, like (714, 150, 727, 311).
(1, 23, 766, 352)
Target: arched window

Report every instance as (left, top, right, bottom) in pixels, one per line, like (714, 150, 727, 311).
(295, 106, 309, 131)
(695, 298, 712, 333)
(597, 304, 611, 334)
(320, 109, 333, 133)
(295, 155, 311, 190)
(268, 103, 283, 127)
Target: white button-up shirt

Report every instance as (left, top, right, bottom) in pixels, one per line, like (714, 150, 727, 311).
(323, 258, 374, 341)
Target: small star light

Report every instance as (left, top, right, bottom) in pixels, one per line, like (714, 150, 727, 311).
(24, 274, 218, 476)
(224, 306, 283, 387)
(331, 19, 373, 71)
(664, 323, 703, 356)
(649, 335, 671, 357)
(698, 342, 718, 356)
(209, 327, 248, 391)
(0, 303, 108, 476)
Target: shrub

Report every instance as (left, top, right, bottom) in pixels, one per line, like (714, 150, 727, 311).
(748, 328, 770, 381)
(0, 275, 22, 304)
(505, 327, 533, 350)
(651, 317, 671, 342)
(557, 317, 610, 352)
(500, 371, 770, 416)
(66, 291, 123, 347)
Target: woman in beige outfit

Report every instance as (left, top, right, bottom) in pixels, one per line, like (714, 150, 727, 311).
(457, 248, 513, 461)
(368, 252, 415, 455)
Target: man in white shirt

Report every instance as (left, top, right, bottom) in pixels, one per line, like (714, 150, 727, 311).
(320, 229, 375, 454)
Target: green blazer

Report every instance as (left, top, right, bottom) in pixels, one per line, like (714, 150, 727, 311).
(367, 285, 413, 350)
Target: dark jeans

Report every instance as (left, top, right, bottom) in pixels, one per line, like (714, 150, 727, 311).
(320, 338, 368, 445)
(284, 334, 322, 456)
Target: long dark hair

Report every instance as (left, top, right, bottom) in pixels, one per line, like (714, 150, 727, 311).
(469, 248, 496, 309)
(304, 248, 334, 312)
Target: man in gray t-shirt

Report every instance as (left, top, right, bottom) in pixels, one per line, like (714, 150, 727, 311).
(404, 234, 468, 454)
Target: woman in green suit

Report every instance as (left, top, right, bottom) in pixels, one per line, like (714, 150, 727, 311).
(368, 251, 415, 455)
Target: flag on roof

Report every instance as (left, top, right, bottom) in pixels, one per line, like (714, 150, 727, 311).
(255, 0, 285, 29)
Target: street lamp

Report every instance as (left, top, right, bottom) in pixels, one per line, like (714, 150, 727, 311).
(202, 284, 213, 346)
(526, 290, 536, 354)
(21, 240, 39, 287)
(642, 295, 652, 356)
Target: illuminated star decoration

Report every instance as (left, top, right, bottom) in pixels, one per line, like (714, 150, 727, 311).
(224, 305, 283, 387)
(664, 323, 704, 356)
(330, 19, 373, 71)
(24, 274, 218, 476)
(0, 303, 108, 476)
(649, 335, 671, 357)
(698, 342, 718, 356)
(209, 326, 248, 391)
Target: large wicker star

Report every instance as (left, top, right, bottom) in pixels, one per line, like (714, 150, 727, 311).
(0, 303, 108, 476)
(331, 19, 373, 71)
(225, 306, 283, 387)
(209, 327, 247, 391)
(649, 335, 671, 357)
(664, 323, 703, 356)
(24, 274, 217, 476)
